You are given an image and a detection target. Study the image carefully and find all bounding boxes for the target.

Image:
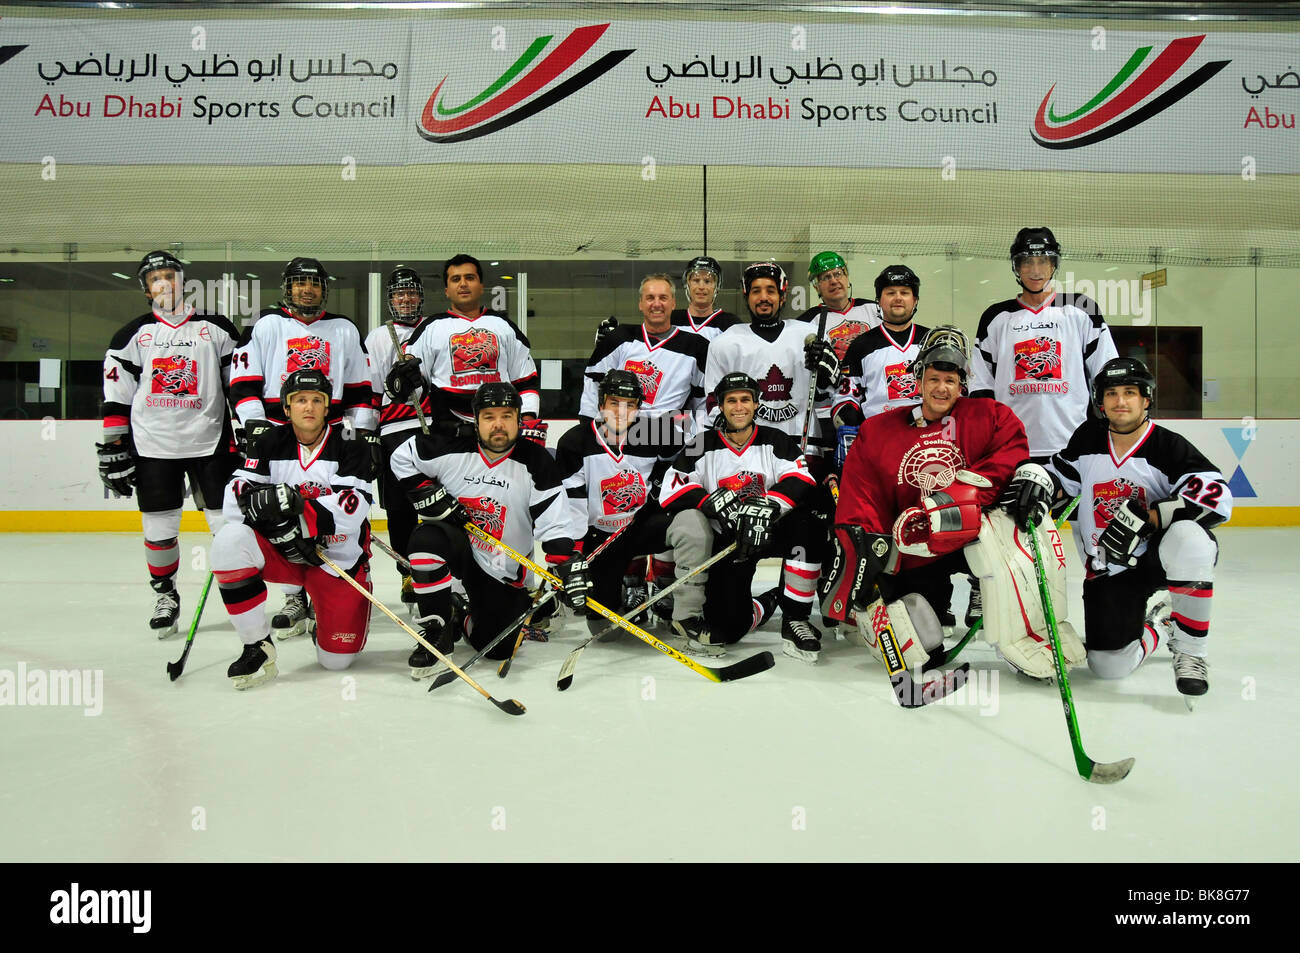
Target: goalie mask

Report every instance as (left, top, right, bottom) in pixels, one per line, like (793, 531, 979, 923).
(909, 325, 970, 382)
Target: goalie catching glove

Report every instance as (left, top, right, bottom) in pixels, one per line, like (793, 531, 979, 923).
(892, 470, 991, 558)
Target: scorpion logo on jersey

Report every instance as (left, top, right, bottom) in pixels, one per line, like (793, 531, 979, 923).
(622, 359, 664, 406)
(600, 469, 646, 515)
(285, 336, 331, 376)
(829, 321, 870, 362)
(897, 441, 964, 494)
(296, 481, 330, 500)
(150, 355, 198, 396)
(1014, 336, 1063, 380)
(719, 470, 766, 501)
(462, 496, 506, 538)
(450, 328, 501, 375)
(885, 361, 918, 401)
(1093, 478, 1146, 530)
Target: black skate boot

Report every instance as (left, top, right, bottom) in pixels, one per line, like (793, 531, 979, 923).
(227, 637, 277, 690)
(150, 588, 180, 638)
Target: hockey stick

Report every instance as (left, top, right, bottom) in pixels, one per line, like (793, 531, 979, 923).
(166, 572, 213, 682)
(862, 596, 971, 708)
(938, 495, 1082, 666)
(799, 308, 831, 456)
(316, 550, 525, 716)
(557, 542, 739, 691)
(1025, 516, 1134, 784)
(428, 517, 637, 690)
(371, 534, 411, 573)
(462, 521, 774, 685)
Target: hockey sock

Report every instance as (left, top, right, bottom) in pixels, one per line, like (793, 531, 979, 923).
(214, 566, 270, 643)
(1169, 580, 1211, 657)
(145, 537, 180, 592)
(780, 558, 821, 618)
(409, 549, 452, 622)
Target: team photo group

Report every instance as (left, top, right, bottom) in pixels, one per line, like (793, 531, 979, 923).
(97, 229, 1231, 711)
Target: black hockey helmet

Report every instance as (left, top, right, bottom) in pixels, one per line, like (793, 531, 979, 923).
(599, 369, 644, 405)
(714, 371, 761, 405)
(874, 264, 920, 299)
(1010, 227, 1061, 282)
(385, 267, 424, 322)
(909, 325, 970, 382)
(741, 261, 789, 296)
(683, 255, 722, 286)
(471, 381, 522, 416)
(281, 257, 330, 314)
(1092, 357, 1155, 408)
(280, 368, 332, 413)
(137, 250, 183, 293)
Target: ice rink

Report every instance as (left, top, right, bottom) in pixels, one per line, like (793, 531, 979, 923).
(2, 527, 1297, 863)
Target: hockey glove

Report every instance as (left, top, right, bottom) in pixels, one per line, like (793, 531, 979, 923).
(803, 338, 841, 390)
(556, 556, 593, 611)
(263, 519, 323, 566)
(238, 419, 275, 459)
(892, 478, 985, 558)
(349, 427, 382, 481)
(384, 357, 425, 402)
(735, 498, 781, 560)
(593, 316, 619, 347)
(409, 479, 469, 525)
(700, 486, 744, 529)
(1097, 497, 1154, 567)
(520, 417, 549, 448)
(239, 483, 304, 526)
(96, 440, 136, 497)
(999, 462, 1056, 531)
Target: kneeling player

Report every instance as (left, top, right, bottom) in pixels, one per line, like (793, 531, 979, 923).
(659, 373, 824, 661)
(1002, 357, 1230, 697)
(390, 382, 587, 677)
(556, 370, 678, 636)
(211, 370, 375, 689)
(824, 326, 1085, 684)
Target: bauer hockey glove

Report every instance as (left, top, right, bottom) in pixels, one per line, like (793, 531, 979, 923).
(735, 498, 781, 560)
(409, 479, 469, 525)
(238, 419, 275, 459)
(700, 486, 744, 529)
(803, 338, 841, 391)
(96, 440, 136, 497)
(556, 556, 593, 611)
(1097, 497, 1155, 567)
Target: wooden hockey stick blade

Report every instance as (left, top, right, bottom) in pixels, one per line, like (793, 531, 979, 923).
(167, 572, 213, 682)
(891, 663, 971, 708)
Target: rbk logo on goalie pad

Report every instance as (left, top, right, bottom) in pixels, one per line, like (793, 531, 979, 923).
(450, 328, 501, 379)
(150, 355, 198, 396)
(622, 359, 663, 405)
(600, 469, 646, 515)
(1013, 336, 1063, 381)
(285, 336, 331, 376)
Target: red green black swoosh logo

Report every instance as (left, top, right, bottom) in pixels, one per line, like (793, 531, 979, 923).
(417, 24, 634, 144)
(1032, 35, 1229, 149)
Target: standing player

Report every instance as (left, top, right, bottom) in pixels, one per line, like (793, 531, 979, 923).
(212, 369, 374, 689)
(966, 227, 1119, 625)
(823, 326, 1084, 681)
(384, 254, 543, 446)
(670, 256, 741, 341)
(796, 251, 882, 367)
(229, 256, 378, 638)
(659, 373, 825, 662)
(556, 369, 678, 632)
(579, 273, 708, 423)
(836, 265, 928, 425)
(99, 250, 241, 635)
(1001, 358, 1229, 697)
(389, 383, 587, 677)
(365, 267, 429, 605)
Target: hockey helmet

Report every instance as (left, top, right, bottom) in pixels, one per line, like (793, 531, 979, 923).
(874, 264, 920, 299)
(741, 261, 789, 296)
(808, 250, 847, 281)
(599, 369, 644, 405)
(281, 257, 330, 314)
(471, 381, 522, 416)
(713, 371, 761, 406)
(909, 325, 970, 382)
(281, 368, 332, 414)
(1011, 227, 1061, 269)
(385, 267, 425, 322)
(1091, 357, 1155, 408)
(683, 255, 722, 286)
(137, 250, 184, 294)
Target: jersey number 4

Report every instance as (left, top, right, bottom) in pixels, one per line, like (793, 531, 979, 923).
(105, 367, 120, 381)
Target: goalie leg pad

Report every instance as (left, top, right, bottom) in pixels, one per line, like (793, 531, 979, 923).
(820, 525, 896, 623)
(854, 594, 940, 672)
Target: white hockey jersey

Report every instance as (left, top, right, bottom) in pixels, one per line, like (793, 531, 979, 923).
(102, 308, 239, 459)
(836, 323, 927, 420)
(796, 299, 883, 363)
(231, 307, 377, 430)
(970, 292, 1118, 457)
(1048, 418, 1232, 577)
(555, 417, 677, 535)
(402, 309, 540, 422)
(389, 434, 579, 585)
(659, 425, 816, 519)
(221, 422, 374, 575)
(365, 318, 427, 442)
(580, 324, 709, 419)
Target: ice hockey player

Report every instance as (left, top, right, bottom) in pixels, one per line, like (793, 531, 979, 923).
(824, 326, 1087, 683)
(211, 369, 375, 690)
(365, 267, 429, 606)
(383, 254, 544, 446)
(580, 273, 708, 425)
(555, 369, 679, 632)
(230, 256, 378, 638)
(669, 255, 741, 340)
(965, 227, 1119, 626)
(795, 250, 882, 366)
(389, 382, 587, 678)
(836, 265, 928, 424)
(1001, 357, 1230, 697)
(99, 250, 241, 635)
(659, 372, 825, 662)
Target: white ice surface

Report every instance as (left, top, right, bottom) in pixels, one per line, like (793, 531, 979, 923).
(1, 528, 1297, 862)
